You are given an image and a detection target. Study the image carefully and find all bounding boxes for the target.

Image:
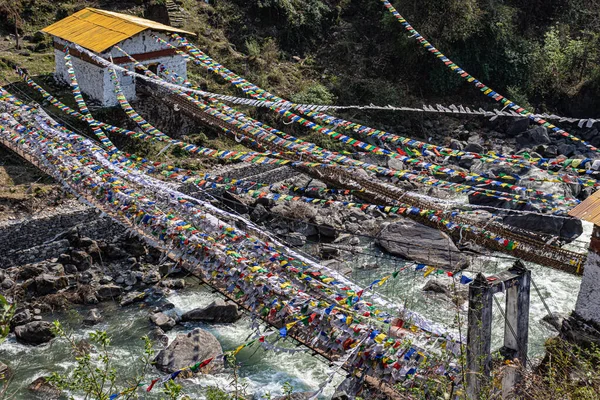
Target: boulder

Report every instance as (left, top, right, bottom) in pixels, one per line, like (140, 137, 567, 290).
(468, 192, 537, 211)
(28, 376, 61, 399)
(85, 241, 103, 261)
(120, 240, 147, 258)
(250, 203, 270, 223)
(161, 279, 186, 289)
(14, 321, 55, 345)
(516, 126, 551, 148)
(542, 313, 567, 332)
(10, 309, 32, 329)
(154, 328, 223, 373)
(182, 299, 241, 323)
(119, 291, 147, 306)
(1, 279, 14, 289)
(78, 271, 94, 284)
(95, 284, 122, 301)
(506, 118, 530, 136)
(290, 220, 318, 237)
(464, 142, 484, 153)
(314, 215, 338, 238)
(77, 237, 95, 248)
(34, 274, 68, 295)
(449, 139, 464, 150)
(502, 214, 583, 243)
(222, 191, 249, 215)
(63, 264, 78, 274)
(149, 312, 176, 331)
(83, 308, 103, 325)
(557, 143, 576, 157)
(45, 263, 64, 275)
(18, 265, 45, 281)
(105, 244, 129, 260)
(57, 253, 71, 265)
(70, 250, 92, 271)
(387, 157, 405, 171)
(284, 232, 306, 247)
(143, 271, 161, 284)
(0, 361, 11, 381)
(377, 220, 468, 269)
(422, 278, 468, 305)
(149, 327, 169, 346)
(345, 222, 360, 233)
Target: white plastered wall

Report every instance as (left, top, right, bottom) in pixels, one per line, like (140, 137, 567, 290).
(574, 226, 600, 324)
(53, 31, 188, 107)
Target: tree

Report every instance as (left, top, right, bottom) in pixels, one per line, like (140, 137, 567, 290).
(48, 321, 189, 400)
(0, 0, 23, 50)
(0, 294, 14, 346)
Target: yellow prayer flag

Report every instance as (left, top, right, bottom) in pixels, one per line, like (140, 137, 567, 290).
(374, 333, 387, 344)
(286, 321, 297, 330)
(378, 276, 390, 286)
(232, 344, 245, 355)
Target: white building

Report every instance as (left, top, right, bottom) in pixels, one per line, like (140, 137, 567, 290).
(42, 8, 194, 107)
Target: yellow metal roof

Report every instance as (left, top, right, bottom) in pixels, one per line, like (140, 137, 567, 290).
(569, 190, 600, 225)
(42, 8, 194, 53)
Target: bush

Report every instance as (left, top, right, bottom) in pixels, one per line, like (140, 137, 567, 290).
(290, 83, 335, 105)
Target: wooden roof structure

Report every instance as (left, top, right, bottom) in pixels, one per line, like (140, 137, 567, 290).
(568, 190, 600, 225)
(41, 8, 194, 53)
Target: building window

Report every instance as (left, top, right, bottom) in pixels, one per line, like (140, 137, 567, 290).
(148, 63, 159, 75)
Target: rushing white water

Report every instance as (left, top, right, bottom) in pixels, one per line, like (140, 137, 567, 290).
(0, 223, 588, 398)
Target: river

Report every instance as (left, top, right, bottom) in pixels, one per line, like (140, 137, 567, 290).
(0, 222, 589, 399)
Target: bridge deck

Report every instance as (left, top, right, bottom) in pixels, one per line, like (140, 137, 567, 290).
(0, 131, 413, 400)
(159, 88, 587, 275)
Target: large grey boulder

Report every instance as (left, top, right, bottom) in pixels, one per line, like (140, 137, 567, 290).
(181, 299, 241, 323)
(95, 284, 122, 301)
(34, 274, 68, 295)
(422, 278, 468, 305)
(516, 126, 551, 148)
(0, 361, 11, 381)
(14, 321, 55, 345)
(250, 203, 270, 223)
(119, 290, 148, 307)
(10, 309, 32, 329)
(290, 220, 318, 237)
(149, 312, 176, 331)
(284, 232, 306, 247)
(506, 118, 530, 136)
(154, 328, 223, 373)
(28, 376, 61, 399)
(502, 214, 583, 243)
(70, 250, 92, 271)
(377, 220, 468, 269)
(17, 265, 45, 281)
(83, 308, 103, 326)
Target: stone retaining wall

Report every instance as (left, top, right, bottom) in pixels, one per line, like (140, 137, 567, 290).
(0, 208, 125, 267)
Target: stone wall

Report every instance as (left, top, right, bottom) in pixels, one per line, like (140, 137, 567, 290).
(0, 206, 125, 267)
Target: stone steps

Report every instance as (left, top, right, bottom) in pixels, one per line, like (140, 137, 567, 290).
(165, 0, 184, 28)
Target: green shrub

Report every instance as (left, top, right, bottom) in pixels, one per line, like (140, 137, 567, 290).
(290, 83, 335, 105)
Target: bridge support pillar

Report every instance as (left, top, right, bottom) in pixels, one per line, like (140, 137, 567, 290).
(466, 261, 530, 399)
